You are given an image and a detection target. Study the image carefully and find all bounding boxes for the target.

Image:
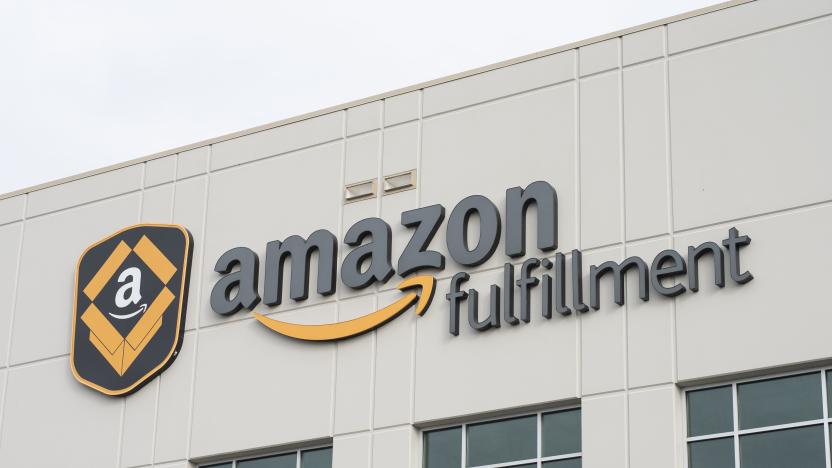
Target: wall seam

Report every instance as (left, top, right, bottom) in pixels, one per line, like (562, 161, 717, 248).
(330, 111, 347, 439)
(0, 193, 28, 450)
(184, 146, 213, 463)
(574, 47, 583, 401)
(617, 36, 631, 468)
(148, 155, 179, 467)
(367, 102, 386, 468)
(668, 10, 832, 57)
(662, 24, 683, 468)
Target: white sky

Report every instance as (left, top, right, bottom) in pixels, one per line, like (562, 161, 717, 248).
(0, 0, 721, 195)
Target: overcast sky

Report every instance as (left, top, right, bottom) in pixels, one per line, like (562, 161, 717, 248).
(0, 0, 721, 195)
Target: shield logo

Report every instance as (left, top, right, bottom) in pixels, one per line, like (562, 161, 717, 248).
(70, 224, 193, 396)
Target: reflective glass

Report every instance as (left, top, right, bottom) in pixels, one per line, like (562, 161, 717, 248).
(543, 458, 581, 467)
(827, 371, 832, 414)
(238, 453, 296, 468)
(301, 447, 332, 468)
(542, 408, 581, 456)
(687, 386, 733, 436)
(738, 372, 822, 429)
(739, 425, 825, 468)
(203, 464, 232, 468)
(688, 437, 734, 468)
(467, 415, 536, 466)
(424, 427, 462, 468)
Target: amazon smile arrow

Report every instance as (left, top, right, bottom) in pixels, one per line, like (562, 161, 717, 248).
(252, 275, 436, 341)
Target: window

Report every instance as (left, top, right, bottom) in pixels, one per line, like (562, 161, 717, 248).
(201, 446, 332, 468)
(686, 370, 832, 468)
(423, 408, 581, 467)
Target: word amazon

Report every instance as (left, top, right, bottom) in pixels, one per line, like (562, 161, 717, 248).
(210, 181, 753, 340)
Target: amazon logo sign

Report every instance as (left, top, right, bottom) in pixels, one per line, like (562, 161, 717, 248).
(72, 181, 754, 395)
(209, 179, 754, 341)
(210, 180, 558, 341)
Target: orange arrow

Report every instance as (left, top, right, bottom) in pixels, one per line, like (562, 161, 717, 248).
(252, 275, 436, 341)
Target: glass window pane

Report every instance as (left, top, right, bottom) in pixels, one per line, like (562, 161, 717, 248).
(424, 427, 462, 468)
(688, 437, 734, 468)
(202, 464, 233, 468)
(738, 372, 822, 429)
(687, 386, 733, 436)
(543, 408, 581, 456)
(301, 447, 332, 468)
(826, 371, 832, 414)
(467, 415, 536, 466)
(543, 458, 581, 468)
(238, 453, 296, 468)
(739, 425, 825, 468)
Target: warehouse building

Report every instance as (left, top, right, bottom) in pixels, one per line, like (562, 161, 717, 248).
(0, 0, 831, 466)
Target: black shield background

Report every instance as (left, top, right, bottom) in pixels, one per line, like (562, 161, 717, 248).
(71, 224, 193, 396)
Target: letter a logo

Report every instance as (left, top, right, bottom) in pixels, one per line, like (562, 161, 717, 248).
(71, 224, 193, 396)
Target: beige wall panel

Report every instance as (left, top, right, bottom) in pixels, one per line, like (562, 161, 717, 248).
(177, 146, 210, 180)
(146, 155, 177, 188)
(623, 61, 669, 241)
(0, 195, 25, 226)
(333, 432, 370, 468)
(580, 247, 626, 395)
(580, 72, 621, 250)
(628, 386, 678, 468)
(173, 176, 208, 331)
(372, 427, 417, 468)
(385, 91, 420, 127)
(415, 266, 578, 422)
(141, 184, 174, 222)
(423, 52, 574, 116)
(373, 289, 415, 428)
(333, 296, 375, 434)
(676, 205, 832, 381)
(670, 18, 832, 230)
(211, 112, 343, 170)
(345, 132, 380, 185)
(582, 392, 627, 468)
(382, 121, 418, 176)
(0, 358, 122, 468)
(120, 379, 158, 467)
(154, 331, 196, 464)
(580, 38, 619, 76)
(668, 0, 832, 53)
(625, 238, 674, 388)
(421, 85, 576, 277)
(190, 304, 335, 458)
(27, 165, 143, 217)
(0, 223, 22, 366)
(347, 101, 382, 136)
(623, 27, 664, 66)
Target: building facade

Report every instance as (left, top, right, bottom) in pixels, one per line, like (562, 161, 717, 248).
(1, 0, 831, 466)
